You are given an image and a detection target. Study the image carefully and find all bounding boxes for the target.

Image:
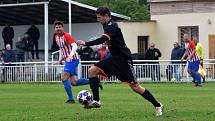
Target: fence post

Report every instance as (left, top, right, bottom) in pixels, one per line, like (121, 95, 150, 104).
(34, 64, 37, 82)
(78, 61, 81, 79)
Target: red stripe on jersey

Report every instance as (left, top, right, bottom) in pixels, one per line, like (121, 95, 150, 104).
(185, 40, 199, 62)
(102, 34, 111, 41)
(55, 32, 79, 59)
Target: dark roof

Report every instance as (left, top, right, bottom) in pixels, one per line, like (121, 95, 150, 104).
(0, 0, 130, 26)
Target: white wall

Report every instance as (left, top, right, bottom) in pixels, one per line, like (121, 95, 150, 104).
(0, 23, 103, 50)
(151, 12, 215, 59)
(118, 21, 157, 53)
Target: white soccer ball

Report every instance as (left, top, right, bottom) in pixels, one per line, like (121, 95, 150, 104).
(171, 78, 176, 81)
(77, 90, 93, 105)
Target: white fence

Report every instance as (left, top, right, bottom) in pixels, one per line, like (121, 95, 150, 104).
(1, 60, 215, 83)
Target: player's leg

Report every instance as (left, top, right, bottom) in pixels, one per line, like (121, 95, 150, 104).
(83, 65, 102, 109)
(116, 59, 163, 116)
(88, 66, 101, 102)
(70, 75, 89, 86)
(69, 59, 89, 86)
(62, 61, 75, 103)
(129, 84, 163, 116)
(187, 62, 196, 82)
(193, 61, 202, 86)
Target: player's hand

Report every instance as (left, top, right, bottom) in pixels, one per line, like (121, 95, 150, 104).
(155, 52, 158, 57)
(186, 56, 190, 61)
(76, 40, 86, 46)
(66, 56, 72, 62)
(58, 60, 63, 65)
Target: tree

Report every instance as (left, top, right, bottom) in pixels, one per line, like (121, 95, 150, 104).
(74, 0, 150, 21)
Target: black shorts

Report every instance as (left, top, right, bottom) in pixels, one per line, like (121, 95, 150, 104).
(94, 57, 138, 84)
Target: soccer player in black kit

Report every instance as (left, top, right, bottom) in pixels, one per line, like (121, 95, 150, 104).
(77, 7, 163, 116)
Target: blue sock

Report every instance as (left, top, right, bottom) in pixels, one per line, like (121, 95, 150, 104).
(76, 78, 89, 86)
(195, 73, 201, 84)
(63, 80, 74, 101)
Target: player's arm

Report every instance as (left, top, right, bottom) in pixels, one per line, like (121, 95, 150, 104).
(64, 33, 78, 59)
(69, 42, 78, 58)
(77, 26, 115, 46)
(85, 36, 107, 46)
(181, 50, 187, 61)
(58, 50, 64, 65)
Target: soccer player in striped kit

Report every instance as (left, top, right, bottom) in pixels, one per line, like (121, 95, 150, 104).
(53, 21, 90, 104)
(181, 34, 202, 86)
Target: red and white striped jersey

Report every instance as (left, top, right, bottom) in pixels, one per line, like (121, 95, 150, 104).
(185, 40, 200, 62)
(55, 32, 79, 60)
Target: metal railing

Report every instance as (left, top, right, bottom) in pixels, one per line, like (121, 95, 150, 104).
(0, 59, 215, 83)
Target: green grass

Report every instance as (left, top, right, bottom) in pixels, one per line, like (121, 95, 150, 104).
(0, 82, 215, 121)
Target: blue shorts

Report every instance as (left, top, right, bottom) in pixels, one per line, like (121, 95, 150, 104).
(64, 59, 80, 75)
(188, 60, 200, 71)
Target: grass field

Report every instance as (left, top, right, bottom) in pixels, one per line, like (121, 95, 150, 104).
(0, 82, 215, 121)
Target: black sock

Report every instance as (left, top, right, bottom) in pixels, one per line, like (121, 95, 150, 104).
(89, 77, 100, 101)
(141, 89, 160, 107)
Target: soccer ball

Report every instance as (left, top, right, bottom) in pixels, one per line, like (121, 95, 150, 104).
(77, 90, 93, 105)
(171, 78, 176, 81)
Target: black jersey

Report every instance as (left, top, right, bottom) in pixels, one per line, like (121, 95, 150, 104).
(103, 20, 132, 60)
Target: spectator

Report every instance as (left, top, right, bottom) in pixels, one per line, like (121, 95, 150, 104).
(2, 44, 16, 82)
(95, 43, 110, 60)
(79, 46, 95, 61)
(145, 42, 162, 81)
(23, 33, 33, 61)
(15, 36, 26, 63)
(0, 49, 5, 82)
(2, 24, 14, 49)
(27, 24, 40, 59)
(170, 42, 184, 81)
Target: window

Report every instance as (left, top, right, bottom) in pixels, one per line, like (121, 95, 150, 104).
(137, 36, 148, 53)
(178, 26, 199, 47)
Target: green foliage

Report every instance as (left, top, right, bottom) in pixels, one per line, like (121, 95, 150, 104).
(0, 83, 215, 121)
(74, 0, 150, 21)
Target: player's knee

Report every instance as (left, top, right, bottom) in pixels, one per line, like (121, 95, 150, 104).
(187, 69, 192, 74)
(130, 84, 144, 94)
(61, 73, 70, 81)
(88, 66, 99, 78)
(71, 82, 77, 86)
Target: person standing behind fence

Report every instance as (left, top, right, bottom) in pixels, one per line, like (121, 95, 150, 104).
(15, 36, 26, 63)
(181, 34, 202, 87)
(145, 43, 162, 81)
(2, 44, 16, 82)
(2, 24, 14, 49)
(193, 39, 205, 83)
(170, 42, 184, 81)
(27, 24, 40, 59)
(95, 43, 110, 60)
(23, 33, 33, 61)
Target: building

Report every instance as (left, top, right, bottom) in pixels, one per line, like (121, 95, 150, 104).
(0, 0, 130, 61)
(149, 0, 215, 59)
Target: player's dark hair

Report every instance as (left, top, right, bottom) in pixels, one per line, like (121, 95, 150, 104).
(96, 7, 111, 17)
(54, 21, 64, 27)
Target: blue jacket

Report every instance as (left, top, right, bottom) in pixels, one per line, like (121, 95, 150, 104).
(171, 47, 184, 63)
(2, 50, 16, 63)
